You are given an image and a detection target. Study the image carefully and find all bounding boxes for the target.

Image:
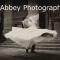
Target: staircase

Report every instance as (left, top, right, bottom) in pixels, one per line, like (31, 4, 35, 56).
(0, 10, 60, 53)
(0, 35, 60, 52)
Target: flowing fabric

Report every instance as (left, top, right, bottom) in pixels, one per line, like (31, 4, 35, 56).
(4, 26, 57, 49)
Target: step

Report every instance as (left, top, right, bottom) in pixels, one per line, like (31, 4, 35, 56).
(1, 42, 60, 45)
(37, 42, 60, 44)
(36, 47, 60, 50)
(0, 43, 17, 45)
(1, 42, 60, 47)
(35, 49, 60, 54)
(2, 43, 60, 47)
(1, 39, 60, 44)
(0, 45, 60, 50)
(0, 44, 25, 48)
(0, 44, 60, 48)
(4, 39, 15, 43)
(37, 44, 60, 47)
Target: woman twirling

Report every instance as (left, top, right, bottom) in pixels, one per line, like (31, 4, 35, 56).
(4, 14, 57, 53)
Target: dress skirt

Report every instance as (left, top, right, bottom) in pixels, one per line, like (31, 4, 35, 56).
(4, 27, 57, 49)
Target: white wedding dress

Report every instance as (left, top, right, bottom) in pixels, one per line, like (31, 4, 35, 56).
(4, 25, 57, 49)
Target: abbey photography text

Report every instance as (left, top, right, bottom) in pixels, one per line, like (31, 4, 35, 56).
(0, 5, 60, 12)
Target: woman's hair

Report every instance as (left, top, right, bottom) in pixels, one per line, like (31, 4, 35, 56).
(22, 14, 39, 28)
(22, 18, 32, 28)
(22, 16, 27, 28)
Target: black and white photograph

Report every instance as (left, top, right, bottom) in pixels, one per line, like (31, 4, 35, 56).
(0, 0, 60, 60)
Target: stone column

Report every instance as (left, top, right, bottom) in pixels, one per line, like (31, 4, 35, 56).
(45, 11, 49, 29)
(28, 0, 39, 28)
(3, 1, 13, 35)
(28, 0, 38, 15)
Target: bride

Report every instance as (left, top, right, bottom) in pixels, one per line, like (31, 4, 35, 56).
(4, 14, 57, 53)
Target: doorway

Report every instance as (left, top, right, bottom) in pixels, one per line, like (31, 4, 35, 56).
(0, 0, 4, 42)
(0, 10, 4, 37)
(39, 12, 45, 29)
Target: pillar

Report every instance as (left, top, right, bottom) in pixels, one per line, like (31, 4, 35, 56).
(3, 0, 13, 35)
(28, 0, 38, 15)
(28, 0, 39, 28)
(45, 11, 49, 29)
